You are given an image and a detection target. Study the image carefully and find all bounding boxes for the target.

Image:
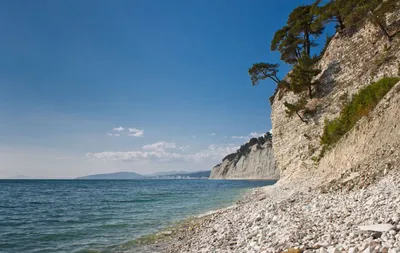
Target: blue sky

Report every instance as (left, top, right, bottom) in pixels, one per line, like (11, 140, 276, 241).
(0, 0, 318, 178)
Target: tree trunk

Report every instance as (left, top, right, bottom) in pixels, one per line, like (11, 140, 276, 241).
(308, 85, 313, 99)
(270, 76, 279, 84)
(389, 29, 400, 40)
(369, 11, 392, 42)
(337, 15, 345, 31)
(304, 31, 310, 57)
(295, 48, 301, 60)
(376, 20, 392, 42)
(296, 111, 308, 124)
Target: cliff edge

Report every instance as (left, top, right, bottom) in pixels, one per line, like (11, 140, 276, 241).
(210, 133, 279, 179)
(271, 10, 400, 188)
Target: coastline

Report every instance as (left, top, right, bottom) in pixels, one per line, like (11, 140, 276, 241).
(131, 186, 265, 253)
(208, 178, 279, 181)
(139, 168, 400, 253)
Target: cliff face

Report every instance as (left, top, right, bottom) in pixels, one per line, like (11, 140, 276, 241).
(271, 11, 400, 185)
(210, 135, 279, 179)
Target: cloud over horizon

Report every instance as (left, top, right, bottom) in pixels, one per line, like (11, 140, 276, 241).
(108, 127, 144, 137)
(86, 143, 238, 164)
(112, 127, 125, 132)
(143, 142, 176, 151)
(231, 132, 264, 140)
(128, 128, 144, 137)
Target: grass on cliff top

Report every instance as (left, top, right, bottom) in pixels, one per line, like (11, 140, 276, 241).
(320, 77, 400, 149)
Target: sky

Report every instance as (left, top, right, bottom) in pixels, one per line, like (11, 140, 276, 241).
(0, 0, 318, 178)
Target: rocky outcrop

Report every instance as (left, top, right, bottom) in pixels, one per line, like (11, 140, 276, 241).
(210, 134, 279, 179)
(271, 11, 400, 185)
(316, 80, 400, 191)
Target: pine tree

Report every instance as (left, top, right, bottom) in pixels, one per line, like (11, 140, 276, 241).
(288, 54, 321, 99)
(287, 5, 324, 57)
(312, 0, 348, 31)
(271, 4, 323, 64)
(271, 26, 302, 64)
(248, 63, 281, 86)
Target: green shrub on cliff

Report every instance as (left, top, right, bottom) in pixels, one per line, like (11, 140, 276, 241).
(321, 77, 400, 147)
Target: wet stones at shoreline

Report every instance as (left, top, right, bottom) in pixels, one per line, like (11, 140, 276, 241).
(164, 169, 400, 253)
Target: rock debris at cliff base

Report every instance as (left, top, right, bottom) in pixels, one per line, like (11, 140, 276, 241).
(164, 168, 400, 253)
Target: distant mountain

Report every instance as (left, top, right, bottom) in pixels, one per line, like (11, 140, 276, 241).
(76, 172, 145, 180)
(75, 170, 211, 180)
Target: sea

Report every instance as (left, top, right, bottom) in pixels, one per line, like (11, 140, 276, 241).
(0, 179, 275, 253)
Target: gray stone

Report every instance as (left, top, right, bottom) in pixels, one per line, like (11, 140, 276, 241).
(328, 247, 341, 253)
(362, 246, 372, 253)
(349, 247, 359, 253)
(319, 248, 328, 253)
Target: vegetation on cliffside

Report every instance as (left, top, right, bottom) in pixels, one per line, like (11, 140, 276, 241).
(319, 77, 400, 158)
(249, 0, 399, 162)
(249, 0, 399, 108)
(222, 132, 272, 163)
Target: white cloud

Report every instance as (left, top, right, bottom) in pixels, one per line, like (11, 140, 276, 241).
(209, 133, 216, 136)
(250, 132, 263, 138)
(143, 142, 176, 151)
(232, 132, 264, 140)
(231, 136, 246, 139)
(128, 128, 144, 137)
(179, 145, 191, 151)
(86, 143, 238, 164)
(207, 143, 238, 156)
(87, 150, 185, 163)
(112, 127, 125, 132)
(109, 127, 144, 137)
(189, 143, 239, 162)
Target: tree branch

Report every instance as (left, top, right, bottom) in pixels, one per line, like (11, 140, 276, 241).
(296, 111, 308, 123)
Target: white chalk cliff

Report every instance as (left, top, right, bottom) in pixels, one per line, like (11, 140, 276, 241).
(210, 134, 279, 179)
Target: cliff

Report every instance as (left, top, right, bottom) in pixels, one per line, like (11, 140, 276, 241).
(210, 134, 279, 179)
(271, 10, 400, 187)
(209, 10, 399, 184)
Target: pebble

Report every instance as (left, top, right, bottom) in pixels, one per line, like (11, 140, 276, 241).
(165, 170, 400, 253)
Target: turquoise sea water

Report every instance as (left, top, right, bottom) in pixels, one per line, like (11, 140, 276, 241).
(0, 179, 275, 253)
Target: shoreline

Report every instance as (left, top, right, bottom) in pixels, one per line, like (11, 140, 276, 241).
(140, 168, 400, 253)
(131, 186, 264, 252)
(208, 178, 279, 181)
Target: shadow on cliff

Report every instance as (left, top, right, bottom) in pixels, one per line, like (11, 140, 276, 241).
(315, 60, 341, 99)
